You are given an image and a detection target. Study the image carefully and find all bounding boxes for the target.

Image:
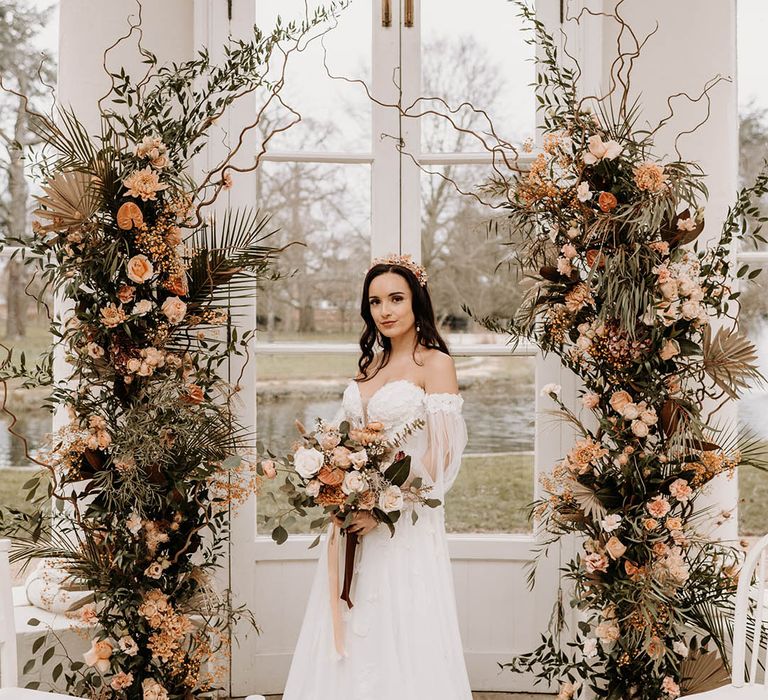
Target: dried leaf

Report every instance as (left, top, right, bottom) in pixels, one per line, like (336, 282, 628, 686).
(680, 649, 730, 694)
(33, 170, 100, 231)
(702, 325, 764, 400)
(568, 479, 607, 521)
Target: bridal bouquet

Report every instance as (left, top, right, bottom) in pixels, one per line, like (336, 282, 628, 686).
(259, 416, 440, 606)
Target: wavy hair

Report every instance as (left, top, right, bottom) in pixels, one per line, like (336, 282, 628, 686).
(357, 263, 450, 381)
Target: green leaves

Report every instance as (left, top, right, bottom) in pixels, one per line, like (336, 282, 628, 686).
(382, 455, 411, 487)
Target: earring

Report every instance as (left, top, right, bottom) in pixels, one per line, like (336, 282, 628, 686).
(416, 324, 421, 333)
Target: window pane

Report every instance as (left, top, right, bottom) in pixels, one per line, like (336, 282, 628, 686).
(256, 162, 370, 342)
(255, 352, 536, 535)
(254, 0, 371, 152)
(736, 277, 768, 535)
(256, 352, 359, 535)
(421, 165, 536, 336)
(446, 354, 535, 534)
(0, 255, 53, 517)
(420, 0, 535, 153)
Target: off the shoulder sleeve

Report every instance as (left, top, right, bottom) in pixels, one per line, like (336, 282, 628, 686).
(422, 392, 467, 497)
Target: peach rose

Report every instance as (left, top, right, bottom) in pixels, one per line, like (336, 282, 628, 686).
(631, 419, 649, 438)
(598, 191, 618, 212)
(665, 516, 683, 531)
(644, 518, 659, 530)
(126, 254, 154, 284)
(606, 536, 627, 560)
(348, 449, 368, 470)
(166, 227, 183, 246)
(609, 390, 632, 414)
(317, 466, 345, 487)
(582, 392, 600, 409)
(161, 296, 187, 324)
(584, 552, 609, 573)
(83, 638, 113, 673)
(646, 636, 665, 660)
(318, 430, 341, 451)
(100, 303, 126, 329)
(261, 460, 277, 479)
(142, 678, 169, 700)
(595, 620, 621, 642)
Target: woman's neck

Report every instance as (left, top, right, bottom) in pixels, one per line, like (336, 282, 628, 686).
(388, 328, 419, 357)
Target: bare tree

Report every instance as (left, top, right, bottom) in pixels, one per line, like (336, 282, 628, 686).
(0, 2, 56, 341)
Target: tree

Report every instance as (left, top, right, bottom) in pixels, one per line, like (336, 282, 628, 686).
(0, 1, 56, 341)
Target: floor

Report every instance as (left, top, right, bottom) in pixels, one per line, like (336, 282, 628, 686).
(254, 695, 550, 699)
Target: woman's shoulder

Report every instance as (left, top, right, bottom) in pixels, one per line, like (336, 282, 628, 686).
(421, 348, 458, 394)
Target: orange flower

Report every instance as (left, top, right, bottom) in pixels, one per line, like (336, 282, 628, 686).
(317, 466, 345, 487)
(357, 490, 376, 510)
(598, 191, 618, 212)
(315, 485, 346, 506)
(116, 201, 144, 230)
(182, 384, 204, 405)
(646, 636, 665, 659)
(585, 249, 606, 268)
(624, 560, 642, 577)
(122, 166, 169, 201)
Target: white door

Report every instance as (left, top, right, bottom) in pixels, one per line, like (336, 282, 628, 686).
(220, 0, 569, 695)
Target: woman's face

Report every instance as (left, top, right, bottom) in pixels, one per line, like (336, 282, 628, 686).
(367, 272, 416, 340)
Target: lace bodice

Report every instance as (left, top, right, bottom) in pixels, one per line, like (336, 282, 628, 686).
(334, 378, 467, 497)
(338, 378, 462, 433)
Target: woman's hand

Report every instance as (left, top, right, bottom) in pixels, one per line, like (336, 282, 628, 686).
(332, 511, 378, 536)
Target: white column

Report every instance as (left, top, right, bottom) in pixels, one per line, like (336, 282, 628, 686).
(593, 0, 739, 540)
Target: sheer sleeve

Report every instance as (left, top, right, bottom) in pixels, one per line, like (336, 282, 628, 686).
(422, 393, 467, 498)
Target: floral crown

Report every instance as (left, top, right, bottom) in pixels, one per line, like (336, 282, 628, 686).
(369, 253, 429, 287)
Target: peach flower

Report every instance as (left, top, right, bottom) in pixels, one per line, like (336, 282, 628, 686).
(161, 296, 187, 324)
(598, 191, 618, 212)
(662, 677, 681, 698)
(644, 518, 659, 530)
(584, 552, 609, 573)
(660, 339, 680, 361)
(583, 134, 622, 164)
(123, 166, 169, 201)
(118, 635, 139, 656)
(182, 384, 204, 405)
(117, 284, 136, 303)
(665, 516, 683, 531)
(631, 419, 649, 437)
(605, 536, 627, 560)
(646, 636, 665, 660)
(126, 255, 154, 284)
(582, 392, 600, 409)
(357, 490, 376, 510)
(142, 678, 169, 700)
(261, 460, 277, 479)
(647, 495, 671, 518)
(100, 303, 126, 329)
(634, 161, 668, 193)
(609, 390, 632, 414)
(83, 638, 113, 673)
(330, 446, 352, 468)
(669, 478, 693, 503)
(110, 672, 134, 691)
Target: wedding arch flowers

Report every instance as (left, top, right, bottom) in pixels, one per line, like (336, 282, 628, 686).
(0, 4, 346, 698)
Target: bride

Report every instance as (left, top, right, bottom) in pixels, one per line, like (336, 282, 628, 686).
(282, 254, 473, 700)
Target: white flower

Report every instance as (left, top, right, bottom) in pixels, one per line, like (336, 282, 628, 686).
(305, 479, 321, 497)
(681, 300, 701, 320)
(576, 181, 592, 202)
(673, 640, 689, 657)
(620, 403, 640, 420)
(342, 470, 367, 495)
(118, 635, 139, 656)
(631, 419, 649, 437)
(132, 299, 154, 316)
(348, 449, 368, 470)
(566, 226, 580, 239)
(583, 134, 623, 164)
(541, 383, 561, 398)
(126, 512, 143, 535)
(583, 637, 598, 658)
(87, 342, 105, 359)
(378, 485, 404, 513)
(293, 447, 324, 480)
(601, 514, 622, 533)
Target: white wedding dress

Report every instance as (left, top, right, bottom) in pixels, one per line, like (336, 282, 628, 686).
(282, 378, 473, 700)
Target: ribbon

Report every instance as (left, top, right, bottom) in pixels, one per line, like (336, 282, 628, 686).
(327, 521, 345, 657)
(327, 522, 360, 658)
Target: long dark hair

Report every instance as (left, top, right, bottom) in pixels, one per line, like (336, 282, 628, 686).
(357, 263, 450, 381)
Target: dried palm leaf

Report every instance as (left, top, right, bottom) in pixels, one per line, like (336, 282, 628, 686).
(680, 648, 730, 694)
(702, 325, 765, 400)
(33, 169, 101, 232)
(568, 479, 607, 521)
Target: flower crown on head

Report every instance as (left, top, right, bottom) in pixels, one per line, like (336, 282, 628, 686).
(369, 253, 429, 287)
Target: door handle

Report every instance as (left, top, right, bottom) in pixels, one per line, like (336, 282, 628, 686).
(404, 0, 414, 27)
(382, 0, 391, 27)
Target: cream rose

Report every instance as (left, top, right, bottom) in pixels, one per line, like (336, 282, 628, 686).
(142, 678, 169, 700)
(622, 403, 641, 420)
(378, 485, 404, 513)
(342, 470, 367, 495)
(330, 446, 352, 468)
(294, 447, 324, 480)
(348, 449, 368, 470)
(584, 552, 609, 573)
(631, 419, 649, 437)
(582, 392, 600, 409)
(595, 620, 621, 642)
(161, 296, 187, 324)
(305, 479, 321, 497)
(126, 254, 154, 284)
(132, 299, 154, 316)
(83, 638, 113, 673)
(318, 430, 341, 450)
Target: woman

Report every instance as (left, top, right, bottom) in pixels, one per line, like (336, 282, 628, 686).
(282, 254, 473, 700)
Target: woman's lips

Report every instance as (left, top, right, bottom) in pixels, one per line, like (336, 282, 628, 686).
(381, 320, 396, 326)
